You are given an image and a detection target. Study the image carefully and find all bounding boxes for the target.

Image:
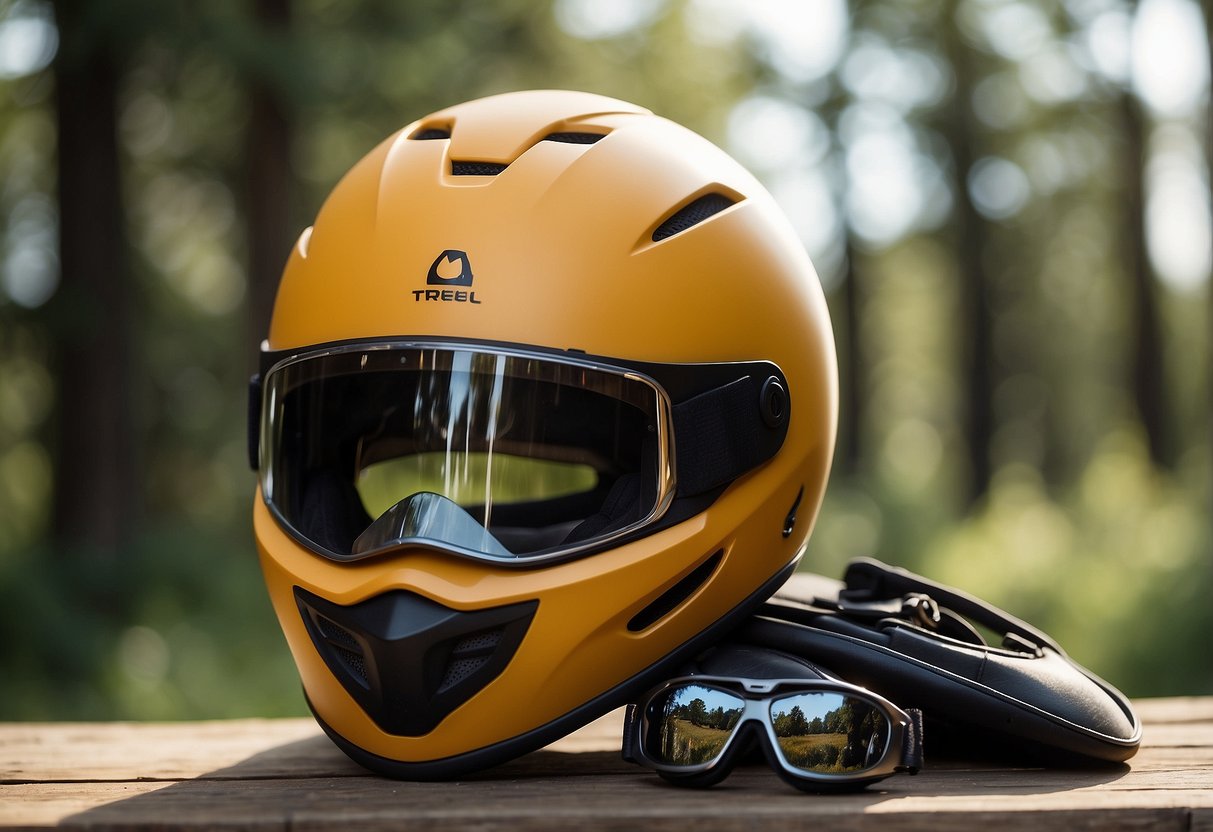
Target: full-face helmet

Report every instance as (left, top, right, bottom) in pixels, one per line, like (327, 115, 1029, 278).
(250, 90, 837, 777)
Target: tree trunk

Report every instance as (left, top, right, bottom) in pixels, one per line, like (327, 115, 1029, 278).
(246, 0, 294, 358)
(944, 0, 995, 504)
(1204, 0, 1213, 536)
(1117, 91, 1172, 469)
(839, 238, 863, 475)
(49, 0, 137, 556)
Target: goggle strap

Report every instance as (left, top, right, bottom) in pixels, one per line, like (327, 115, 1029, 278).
(621, 703, 639, 763)
(673, 375, 787, 496)
(900, 707, 924, 774)
(248, 373, 262, 471)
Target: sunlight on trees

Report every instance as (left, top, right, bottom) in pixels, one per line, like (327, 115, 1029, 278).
(0, 0, 1208, 718)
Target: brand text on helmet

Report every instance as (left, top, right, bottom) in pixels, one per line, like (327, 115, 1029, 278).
(412, 289, 481, 304)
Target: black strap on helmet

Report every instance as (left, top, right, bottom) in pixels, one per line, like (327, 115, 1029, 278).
(671, 374, 787, 497)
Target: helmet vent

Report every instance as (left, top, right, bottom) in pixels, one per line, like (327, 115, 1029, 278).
(452, 160, 509, 176)
(543, 131, 606, 144)
(335, 646, 368, 684)
(410, 127, 451, 140)
(628, 549, 724, 632)
(312, 612, 371, 688)
(438, 628, 504, 692)
(652, 193, 736, 242)
(295, 587, 537, 737)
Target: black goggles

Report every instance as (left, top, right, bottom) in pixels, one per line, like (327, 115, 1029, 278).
(624, 675, 922, 792)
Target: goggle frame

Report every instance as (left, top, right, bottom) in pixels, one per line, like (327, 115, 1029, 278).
(250, 336, 792, 567)
(626, 674, 921, 792)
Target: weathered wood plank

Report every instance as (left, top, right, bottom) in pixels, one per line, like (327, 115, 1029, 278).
(0, 719, 339, 783)
(0, 710, 624, 784)
(4, 767, 1210, 832)
(0, 698, 1209, 831)
(1134, 696, 1213, 724)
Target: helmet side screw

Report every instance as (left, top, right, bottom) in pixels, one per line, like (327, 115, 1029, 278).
(760, 376, 788, 428)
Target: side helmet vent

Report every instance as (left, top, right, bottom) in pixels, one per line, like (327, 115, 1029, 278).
(628, 550, 723, 632)
(451, 160, 509, 176)
(652, 193, 736, 242)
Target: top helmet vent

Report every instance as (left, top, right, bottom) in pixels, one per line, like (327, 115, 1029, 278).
(451, 161, 509, 176)
(410, 127, 451, 140)
(543, 131, 606, 144)
(652, 193, 737, 242)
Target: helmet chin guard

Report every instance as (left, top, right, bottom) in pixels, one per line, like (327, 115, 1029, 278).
(251, 90, 837, 777)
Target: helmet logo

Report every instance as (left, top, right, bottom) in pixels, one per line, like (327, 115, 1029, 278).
(427, 250, 474, 286)
(414, 249, 481, 304)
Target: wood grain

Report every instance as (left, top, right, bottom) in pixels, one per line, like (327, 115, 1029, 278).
(1, 698, 1210, 831)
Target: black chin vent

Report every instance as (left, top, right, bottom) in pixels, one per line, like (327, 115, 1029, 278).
(452, 161, 508, 176)
(543, 131, 606, 144)
(628, 550, 724, 632)
(652, 193, 737, 242)
(410, 127, 451, 140)
(296, 587, 537, 737)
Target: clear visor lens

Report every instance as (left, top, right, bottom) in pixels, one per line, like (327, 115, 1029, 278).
(769, 692, 891, 775)
(261, 345, 670, 561)
(644, 684, 746, 766)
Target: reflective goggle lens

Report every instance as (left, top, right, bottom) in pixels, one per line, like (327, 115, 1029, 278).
(769, 692, 891, 776)
(628, 674, 922, 792)
(644, 684, 745, 766)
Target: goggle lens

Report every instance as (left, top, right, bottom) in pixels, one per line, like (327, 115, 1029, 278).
(627, 675, 921, 791)
(644, 684, 746, 766)
(770, 692, 891, 776)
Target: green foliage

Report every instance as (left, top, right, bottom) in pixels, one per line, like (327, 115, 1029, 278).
(356, 453, 597, 518)
(779, 735, 842, 772)
(920, 433, 1213, 697)
(773, 704, 809, 736)
(0, 523, 304, 719)
(658, 718, 730, 765)
(0, 0, 1209, 723)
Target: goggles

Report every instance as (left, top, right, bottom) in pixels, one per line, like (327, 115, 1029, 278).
(623, 675, 922, 791)
(250, 339, 790, 566)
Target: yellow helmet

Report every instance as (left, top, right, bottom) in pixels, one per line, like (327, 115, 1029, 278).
(250, 90, 837, 777)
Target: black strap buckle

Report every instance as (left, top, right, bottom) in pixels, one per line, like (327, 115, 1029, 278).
(821, 591, 942, 631)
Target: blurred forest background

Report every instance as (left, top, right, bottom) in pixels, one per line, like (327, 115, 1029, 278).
(0, 0, 1210, 720)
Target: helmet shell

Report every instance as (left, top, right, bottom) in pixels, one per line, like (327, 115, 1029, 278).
(255, 90, 836, 774)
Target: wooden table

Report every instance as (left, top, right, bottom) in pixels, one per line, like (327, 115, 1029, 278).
(2, 697, 1211, 831)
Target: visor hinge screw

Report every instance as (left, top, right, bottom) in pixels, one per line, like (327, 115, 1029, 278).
(759, 376, 788, 428)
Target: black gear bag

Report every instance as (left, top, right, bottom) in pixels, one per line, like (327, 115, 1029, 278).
(735, 558, 1141, 764)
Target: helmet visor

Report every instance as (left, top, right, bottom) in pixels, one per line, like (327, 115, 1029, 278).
(260, 343, 673, 563)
